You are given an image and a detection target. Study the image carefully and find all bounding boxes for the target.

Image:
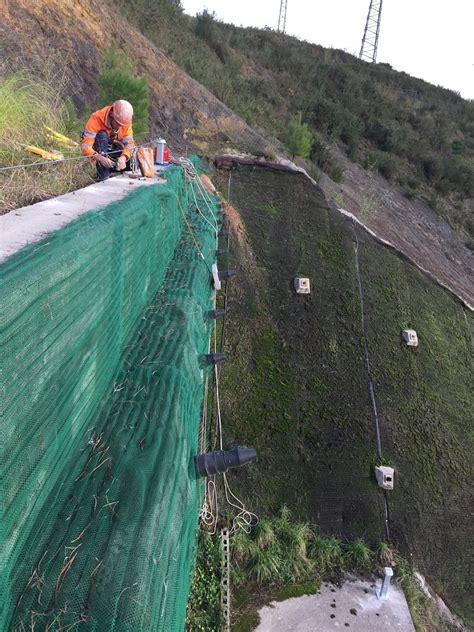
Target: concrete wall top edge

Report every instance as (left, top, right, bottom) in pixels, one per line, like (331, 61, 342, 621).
(0, 175, 165, 263)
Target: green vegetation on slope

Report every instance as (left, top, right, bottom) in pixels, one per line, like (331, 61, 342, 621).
(186, 531, 223, 632)
(117, 0, 473, 239)
(214, 165, 473, 625)
(98, 40, 150, 136)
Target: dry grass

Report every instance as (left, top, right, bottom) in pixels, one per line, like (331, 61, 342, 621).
(0, 159, 95, 214)
(0, 65, 94, 213)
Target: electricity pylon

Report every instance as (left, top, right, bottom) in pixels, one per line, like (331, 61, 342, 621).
(359, 0, 383, 63)
(277, 0, 288, 33)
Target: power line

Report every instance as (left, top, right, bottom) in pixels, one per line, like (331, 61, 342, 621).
(359, 0, 383, 63)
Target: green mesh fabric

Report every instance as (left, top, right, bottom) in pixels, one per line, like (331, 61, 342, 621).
(1, 161, 220, 630)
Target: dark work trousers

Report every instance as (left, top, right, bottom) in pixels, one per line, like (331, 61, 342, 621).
(93, 130, 130, 181)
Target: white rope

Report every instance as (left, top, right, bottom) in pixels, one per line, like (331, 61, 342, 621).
(192, 175, 219, 225)
(179, 163, 219, 236)
(173, 156, 198, 180)
(187, 159, 219, 222)
(175, 156, 219, 227)
(213, 326, 258, 534)
(199, 376, 209, 454)
(193, 172, 256, 535)
(190, 182, 219, 235)
(199, 478, 218, 535)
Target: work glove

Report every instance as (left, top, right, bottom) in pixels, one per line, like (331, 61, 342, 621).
(95, 153, 114, 168)
(116, 155, 127, 171)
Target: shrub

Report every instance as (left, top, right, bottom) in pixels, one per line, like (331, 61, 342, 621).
(376, 542, 396, 568)
(466, 217, 474, 238)
(452, 139, 465, 156)
(308, 536, 344, 574)
(443, 157, 474, 197)
(344, 539, 372, 572)
(377, 155, 397, 182)
(422, 153, 444, 181)
(253, 517, 277, 549)
(247, 547, 282, 584)
(365, 150, 397, 182)
(194, 9, 219, 47)
(311, 134, 343, 182)
(285, 112, 313, 159)
(231, 508, 315, 586)
(98, 40, 150, 136)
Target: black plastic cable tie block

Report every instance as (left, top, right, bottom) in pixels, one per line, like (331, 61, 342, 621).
(206, 352, 226, 365)
(215, 249, 227, 257)
(218, 228, 229, 237)
(218, 270, 236, 280)
(195, 447, 257, 477)
(208, 308, 226, 320)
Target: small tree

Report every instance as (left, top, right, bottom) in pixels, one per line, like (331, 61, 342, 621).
(194, 10, 218, 47)
(285, 112, 313, 160)
(98, 41, 150, 136)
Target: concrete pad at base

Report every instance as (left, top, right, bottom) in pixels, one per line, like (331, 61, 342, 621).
(255, 576, 415, 631)
(0, 173, 166, 263)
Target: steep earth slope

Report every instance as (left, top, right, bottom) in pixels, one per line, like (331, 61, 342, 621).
(0, 0, 272, 156)
(216, 164, 473, 625)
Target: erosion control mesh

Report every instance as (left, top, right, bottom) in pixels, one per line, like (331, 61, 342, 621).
(1, 160, 221, 630)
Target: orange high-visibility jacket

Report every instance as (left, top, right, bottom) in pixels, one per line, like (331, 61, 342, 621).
(80, 105, 135, 158)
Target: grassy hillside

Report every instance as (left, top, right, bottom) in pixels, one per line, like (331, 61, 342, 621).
(214, 164, 473, 625)
(117, 1, 474, 242)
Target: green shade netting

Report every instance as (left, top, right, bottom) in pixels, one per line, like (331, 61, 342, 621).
(0, 161, 220, 631)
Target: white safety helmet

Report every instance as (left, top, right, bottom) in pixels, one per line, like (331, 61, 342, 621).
(112, 100, 133, 126)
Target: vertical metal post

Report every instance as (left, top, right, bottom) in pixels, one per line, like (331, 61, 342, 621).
(227, 169, 232, 203)
(377, 566, 394, 600)
(221, 528, 231, 631)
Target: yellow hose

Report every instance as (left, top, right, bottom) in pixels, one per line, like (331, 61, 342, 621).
(24, 145, 64, 161)
(44, 125, 79, 147)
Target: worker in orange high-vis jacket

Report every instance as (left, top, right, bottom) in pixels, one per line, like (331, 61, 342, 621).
(81, 99, 136, 181)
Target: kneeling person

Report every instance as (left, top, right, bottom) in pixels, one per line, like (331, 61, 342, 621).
(81, 100, 135, 181)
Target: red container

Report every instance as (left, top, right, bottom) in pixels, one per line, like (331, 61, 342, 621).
(153, 143, 170, 164)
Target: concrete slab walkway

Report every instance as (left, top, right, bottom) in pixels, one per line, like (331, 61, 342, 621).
(255, 576, 415, 631)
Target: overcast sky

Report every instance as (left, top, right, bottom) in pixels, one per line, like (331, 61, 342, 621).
(181, 0, 474, 100)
